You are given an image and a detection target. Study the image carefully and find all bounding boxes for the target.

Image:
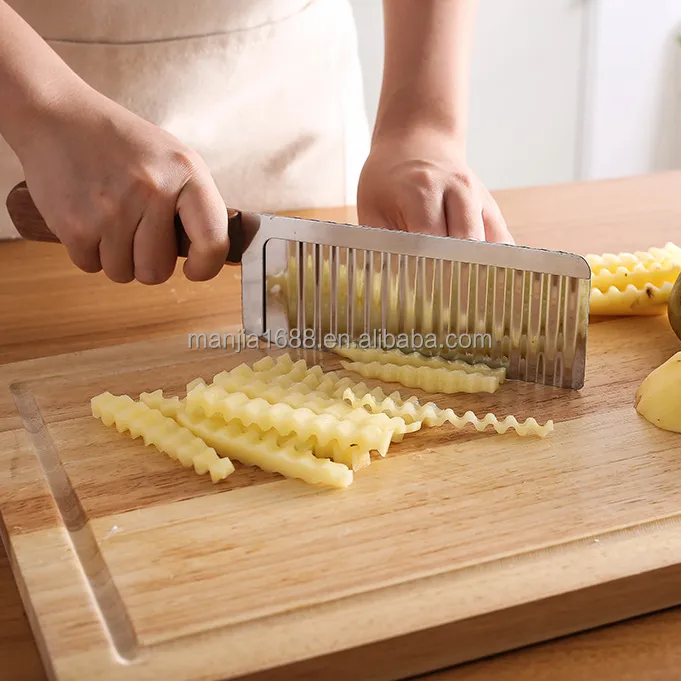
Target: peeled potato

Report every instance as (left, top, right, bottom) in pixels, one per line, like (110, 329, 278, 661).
(635, 351, 681, 433)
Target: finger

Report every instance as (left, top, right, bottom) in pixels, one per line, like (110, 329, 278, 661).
(176, 174, 230, 281)
(357, 207, 402, 231)
(99, 220, 136, 283)
(66, 242, 103, 274)
(132, 201, 178, 285)
(482, 191, 515, 244)
(401, 188, 446, 236)
(58, 223, 102, 274)
(357, 188, 404, 232)
(444, 185, 485, 240)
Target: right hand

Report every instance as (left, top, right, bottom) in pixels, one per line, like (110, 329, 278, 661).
(14, 84, 229, 284)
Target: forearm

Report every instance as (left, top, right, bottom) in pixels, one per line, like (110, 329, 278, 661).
(0, 1, 86, 156)
(374, 0, 477, 145)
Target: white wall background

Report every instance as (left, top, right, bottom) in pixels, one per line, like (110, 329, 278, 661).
(348, 0, 681, 190)
(583, 0, 681, 179)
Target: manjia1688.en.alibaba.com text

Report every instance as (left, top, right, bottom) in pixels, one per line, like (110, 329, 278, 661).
(188, 329, 492, 352)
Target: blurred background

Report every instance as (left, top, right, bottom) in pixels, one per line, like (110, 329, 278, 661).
(349, 0, 681, 190)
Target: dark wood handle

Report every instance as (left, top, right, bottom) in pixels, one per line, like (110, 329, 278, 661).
(6, 181, 244, 264)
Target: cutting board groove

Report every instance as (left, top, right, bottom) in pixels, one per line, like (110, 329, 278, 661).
(10, 381, 140, 662)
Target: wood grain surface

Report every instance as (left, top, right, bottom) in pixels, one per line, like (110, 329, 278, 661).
(1, 172, 681, 681)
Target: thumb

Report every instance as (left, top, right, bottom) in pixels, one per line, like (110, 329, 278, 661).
(176, 173, 230, 281)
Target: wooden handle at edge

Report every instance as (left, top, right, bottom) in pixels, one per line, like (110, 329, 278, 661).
(5, 181, 244, 264)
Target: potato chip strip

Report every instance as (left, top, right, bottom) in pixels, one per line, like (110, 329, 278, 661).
(586, 243, 681, 301)
(251, 355, 278, 372)
(332, 345, 506, 381)
(219, 361, 351, 397)
(590, 263, 681, 293)
(589, 281, 673, 315)
(179, 413, 353, 488)
(586, 243, 681, 275)
(211, 370, 420, 439)
(251, 354, 308, 376)
(339, 384, 423, 423)
(140, 390, 356, 487)
(164, 364, 374, 469)
(185, 383, 395, 461)
(140, 389, 182, 418)
(91, 392, 235, 482)
(339, 361, 500, 394)
(303, 438, 371, 470)
(211, 360, 424, 441)
(186, 377, 207, 393)
(342, 388, 553, 437)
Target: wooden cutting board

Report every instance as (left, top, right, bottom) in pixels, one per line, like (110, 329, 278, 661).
(1, 316, 681, 681)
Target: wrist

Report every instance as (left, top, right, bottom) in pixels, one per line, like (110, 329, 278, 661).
(371, 109, 468, 162)
(1, 72, 91, 161)
(371, 86, 467, 151)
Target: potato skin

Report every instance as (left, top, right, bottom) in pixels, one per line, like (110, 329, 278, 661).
(669, 273, 681, 341)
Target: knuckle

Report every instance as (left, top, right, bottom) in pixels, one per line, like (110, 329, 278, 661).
(131, 168, 169, 202)
(171, 148, 202, 176)
(411, 167, 438, 192)
(59, 219, 98, 249)
(132, 150, 205, 201)
(94, 199, 119, 225)
(78, 188, 128, 230)
(453, 171, 475, 192)
(135, 168, 161, 194)
(84, 183, 119, 219)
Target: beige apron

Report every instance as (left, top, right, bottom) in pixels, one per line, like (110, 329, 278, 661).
(0, 0, 370, 239)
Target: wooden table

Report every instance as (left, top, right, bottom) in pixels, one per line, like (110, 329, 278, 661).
(2, 172, 681, 681)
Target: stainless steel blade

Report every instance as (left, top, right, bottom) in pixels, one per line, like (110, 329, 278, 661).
(236, 213, 591, 389)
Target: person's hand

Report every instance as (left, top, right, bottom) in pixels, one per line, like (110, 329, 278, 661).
(15, 84, 229, 284)
(357, 127, 513, 244)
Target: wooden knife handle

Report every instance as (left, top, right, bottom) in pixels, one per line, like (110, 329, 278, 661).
(5, 181, 245, 264)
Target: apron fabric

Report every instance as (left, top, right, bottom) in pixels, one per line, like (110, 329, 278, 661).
(0, 0, 370, 238)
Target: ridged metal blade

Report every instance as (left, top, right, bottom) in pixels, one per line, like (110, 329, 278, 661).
(263, 242, 588, 388)
(236, 214, 591, 389)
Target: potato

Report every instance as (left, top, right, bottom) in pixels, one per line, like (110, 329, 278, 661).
(668, 272, 681, 342)
(635, 351, 681, 433)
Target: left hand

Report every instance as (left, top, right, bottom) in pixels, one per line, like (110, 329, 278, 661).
(357, 128, 514, 244)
